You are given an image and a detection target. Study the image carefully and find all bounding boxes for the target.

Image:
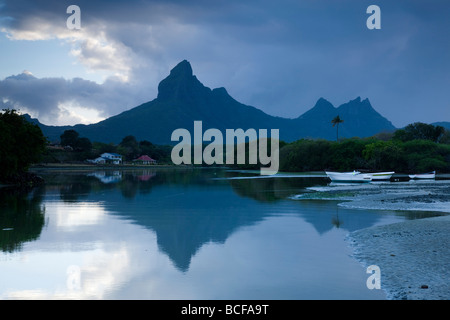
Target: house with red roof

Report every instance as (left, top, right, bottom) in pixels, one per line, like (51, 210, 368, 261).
(132, 155, 157, 165)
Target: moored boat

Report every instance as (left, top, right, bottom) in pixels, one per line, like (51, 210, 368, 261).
(365, 171, 395, 181)
(409, 171, 436, 180)
(325, 171, 372, 183)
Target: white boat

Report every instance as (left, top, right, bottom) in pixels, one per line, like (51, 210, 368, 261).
(366, 171, 395, 181)
(325, 171, 372, 183)
(409, 171, 436, 179)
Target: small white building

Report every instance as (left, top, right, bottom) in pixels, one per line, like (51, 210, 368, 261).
(88, 153, 122, 165)
(101, 153, 123, 164)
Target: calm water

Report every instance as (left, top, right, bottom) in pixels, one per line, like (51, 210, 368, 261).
(0, 168, 443, 300)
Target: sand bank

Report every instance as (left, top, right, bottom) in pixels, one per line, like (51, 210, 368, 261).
(347, 215, 450, 300)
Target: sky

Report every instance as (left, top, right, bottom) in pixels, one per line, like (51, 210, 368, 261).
(0, 0, 449, 127)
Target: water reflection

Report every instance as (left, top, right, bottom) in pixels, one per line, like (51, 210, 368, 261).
(0, 187, 45, 253)
(88, 171, 122, 184)
(2, 168, 442, 299)
(225, 174, 395, 234)
(35, 169, 396, 270)
(228, 173, 328, 202)
(53, 202, 106, 229)
(0, 168, 412, 267)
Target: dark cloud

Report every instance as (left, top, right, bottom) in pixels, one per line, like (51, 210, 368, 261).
(0, 0, 449, 126)
(0, 72, 151, 124)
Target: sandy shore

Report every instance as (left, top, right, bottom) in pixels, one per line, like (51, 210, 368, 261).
(293, 178, 450, 299)
(347, 215, 450, 300)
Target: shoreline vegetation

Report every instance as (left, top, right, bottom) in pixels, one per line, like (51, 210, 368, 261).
(0, 110, 47, 188)
(1, 109, 450, 185)
(26, 164, 450, 179)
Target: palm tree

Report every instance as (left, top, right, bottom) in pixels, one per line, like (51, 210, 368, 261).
(331, 115, 344, 142)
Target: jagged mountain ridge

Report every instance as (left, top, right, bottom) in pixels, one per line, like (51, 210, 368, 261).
(27, 60, 396, 144)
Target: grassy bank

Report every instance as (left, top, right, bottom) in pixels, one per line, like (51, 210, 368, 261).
(29, 163, 190, 172)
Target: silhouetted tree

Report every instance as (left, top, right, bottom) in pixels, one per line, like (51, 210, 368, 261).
(331, 115, 344, 142)
(393, 122, 445, 143)
(0, 109, 46, 181)
(74, 137, 92, 152)
(60, 130, 79, 147)
(119, 135, 140, 160)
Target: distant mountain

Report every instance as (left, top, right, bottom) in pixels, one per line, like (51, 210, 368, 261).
(291, 96, 396, 140)
(27, 60, 396, 144)
(433, 122, 450, 130)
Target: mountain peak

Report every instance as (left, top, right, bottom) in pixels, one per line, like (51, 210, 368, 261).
(339, 97, 375, 113)
(298, 97, 335, 120)
(157, 60, 209, 101)
(169, 60, 193, 77)
(315, 98, 335, 109)
(31, 61, 397, 144)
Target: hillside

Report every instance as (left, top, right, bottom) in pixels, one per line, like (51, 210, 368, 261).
(28, 60, 396, 144)
(433, 122, 450, 130)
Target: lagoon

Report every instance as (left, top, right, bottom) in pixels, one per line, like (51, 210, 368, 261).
(0, 168, 448, 300)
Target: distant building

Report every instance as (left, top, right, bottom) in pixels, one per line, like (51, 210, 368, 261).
(132, 155, 157, 165)
(88, 171, 122, 184)
(88, 157, 105, 164)
(88, 153, 123, 165)
(102, 153, 123, 164)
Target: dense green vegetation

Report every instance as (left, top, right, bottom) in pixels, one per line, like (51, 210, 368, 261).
(42, 130, 172, 164)
(4, 107, 449, 176)
(279, 122, 450, 173)
(0, 110, 47, 183)
(115, 135, 172, 162)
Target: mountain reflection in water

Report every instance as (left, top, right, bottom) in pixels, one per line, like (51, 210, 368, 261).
(3, 168, 410, 270)
(2, 168, 434, 299)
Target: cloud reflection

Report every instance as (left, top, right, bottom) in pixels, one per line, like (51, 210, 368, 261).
(53, 201, 106, 229)
(2, 245, 130, 299)
(1, 196, 142, 299)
